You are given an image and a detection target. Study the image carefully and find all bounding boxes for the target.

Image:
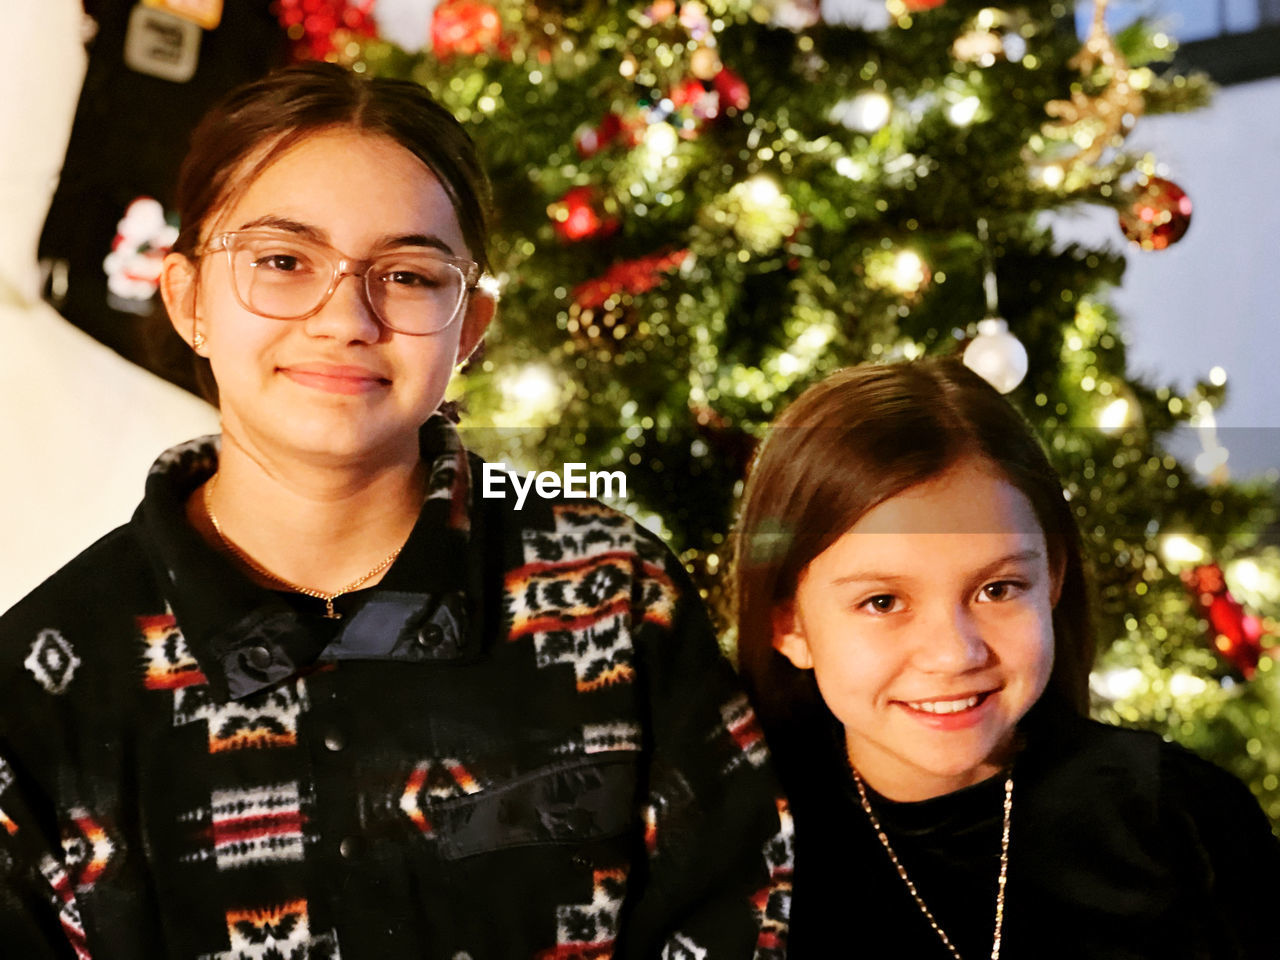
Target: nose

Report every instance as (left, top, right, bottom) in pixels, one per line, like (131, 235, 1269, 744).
(301, 271, 383, 344)
(913, 603, 991, 674)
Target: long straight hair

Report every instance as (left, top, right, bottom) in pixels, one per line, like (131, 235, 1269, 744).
(733, 358, 1094, 737)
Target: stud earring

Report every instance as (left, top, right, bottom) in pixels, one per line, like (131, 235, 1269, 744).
(192, 321, 206, 351)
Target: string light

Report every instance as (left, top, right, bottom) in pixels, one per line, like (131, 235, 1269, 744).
(1097, 397, 1131, 433)
(947, 95, 981, 126)
(1160, 535, 1206, 567)
(499, 364, 559, 415)
(888, 250, 926, 292)
(1091, 666, 1144, 701)
(829, 91, 892, 132)
(1168, 673, 1208, 698)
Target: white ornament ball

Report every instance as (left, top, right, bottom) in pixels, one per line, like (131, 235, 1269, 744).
(963, 317, 1027, 394)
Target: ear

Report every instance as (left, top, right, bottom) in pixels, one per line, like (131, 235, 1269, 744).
(771, 601, 814, 670)
(1048, 548, 1066, 608)
(160, 252, 204, 353)
(455, 289, 496, 365)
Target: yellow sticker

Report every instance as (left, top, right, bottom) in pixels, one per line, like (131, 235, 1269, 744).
(141, 0, 223, 30)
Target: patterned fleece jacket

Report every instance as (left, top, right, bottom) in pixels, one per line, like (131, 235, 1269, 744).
(0, 417, 792, 959)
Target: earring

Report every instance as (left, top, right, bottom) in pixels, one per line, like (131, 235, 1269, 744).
(192, 331, 206, 350)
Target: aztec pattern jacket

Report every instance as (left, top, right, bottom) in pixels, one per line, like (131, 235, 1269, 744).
(0, 418, 792, 959)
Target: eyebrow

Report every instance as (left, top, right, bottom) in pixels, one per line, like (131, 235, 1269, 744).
(830, 548, 1045, 587)
(235, 216, 459, 256)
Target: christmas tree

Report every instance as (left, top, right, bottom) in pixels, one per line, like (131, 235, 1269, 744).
(290, 0, 1280, 822)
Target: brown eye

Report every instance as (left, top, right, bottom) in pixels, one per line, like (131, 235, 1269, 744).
(860, 594, 899, 614)
(978, 580, 1026, 603)
(256, 255, 301, 272)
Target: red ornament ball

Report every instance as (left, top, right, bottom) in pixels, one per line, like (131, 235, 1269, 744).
(902, 0, 947, 10)
(1181, 563, 1266, 679)
(431, 0, 502, 57)
(1119, 176, 1193, 251)
(550, 187, 618, 242)
(712, 67, 750, 112)
(274, 0, 375, 60)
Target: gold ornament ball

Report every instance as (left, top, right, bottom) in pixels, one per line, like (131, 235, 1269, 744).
(690, 46, 722, 80)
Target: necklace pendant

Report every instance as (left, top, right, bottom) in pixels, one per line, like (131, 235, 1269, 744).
(324, 599, 341, 619)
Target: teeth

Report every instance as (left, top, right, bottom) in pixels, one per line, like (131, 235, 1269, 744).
(907, 695, 981, 714)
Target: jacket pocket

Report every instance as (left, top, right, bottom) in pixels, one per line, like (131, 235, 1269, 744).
(430, 753, 638, 861)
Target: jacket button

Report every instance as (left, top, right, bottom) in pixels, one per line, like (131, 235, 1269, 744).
(244, 645, 273, 670)
(339, 836, 364, 860)
(416, 622, 445, 648)
(323, 731, 346, 753)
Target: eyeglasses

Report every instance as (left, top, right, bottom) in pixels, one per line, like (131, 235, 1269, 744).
(200, 230, 483, 336)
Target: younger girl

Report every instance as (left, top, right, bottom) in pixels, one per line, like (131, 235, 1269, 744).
(735, 358, 1278, 958)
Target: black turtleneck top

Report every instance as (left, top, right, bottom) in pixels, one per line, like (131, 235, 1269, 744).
(784, 710, 1279, 959)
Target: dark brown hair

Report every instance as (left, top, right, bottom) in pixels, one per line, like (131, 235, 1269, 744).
(168, 62, 493, 399)
(172, 62, 492, 270)
(733, 358, 1094, 736)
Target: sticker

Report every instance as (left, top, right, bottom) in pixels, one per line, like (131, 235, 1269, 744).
(142, 0, 222, 30)
(123, 4, 201, 84)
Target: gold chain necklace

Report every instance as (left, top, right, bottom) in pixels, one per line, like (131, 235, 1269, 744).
(202, 474, 402, 619)
(851, 766, 1013, 960)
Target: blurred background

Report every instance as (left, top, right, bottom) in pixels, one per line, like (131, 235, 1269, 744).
(4, 0, 1280, 819)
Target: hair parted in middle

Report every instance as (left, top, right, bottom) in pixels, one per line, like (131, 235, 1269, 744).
(163, 61, 494, 402)
(171, 61, 493, 272)
(732, 357, 1094, 734)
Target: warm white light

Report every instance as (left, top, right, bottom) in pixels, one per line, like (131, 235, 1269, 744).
(743, 175, 781, 209)
(728, 176, 797, 253)
(1090, 667, 1144, 701)
(1160, 534, 1206, 566)
(643, 121, 679, 159)
(1040, 165, 1065, 189)
(1194, 446, 1229, 476)
(776, 352, 801, 375)
(947, 96, 981, 126)
(889, 250, 926, 293)
(830, 91, 892, 133)
(1209, 366, 1227, 386)
(835, 156, 863, 180)
(501, 364, 558, 410)
(1228, 558, 1262, 593)
(797, 324, 833, 351)
(1097, 397, 1130, 433)
(1169, 673, 1208, 698)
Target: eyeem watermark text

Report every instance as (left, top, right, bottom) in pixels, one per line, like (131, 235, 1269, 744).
(481, 462, 627, 510)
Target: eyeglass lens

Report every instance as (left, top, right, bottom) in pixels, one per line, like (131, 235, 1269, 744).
(226, 232, 467, 334)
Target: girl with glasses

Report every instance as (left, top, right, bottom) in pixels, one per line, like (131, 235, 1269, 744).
(0, 64, 790, 959)
(734, 358, 1278, 959)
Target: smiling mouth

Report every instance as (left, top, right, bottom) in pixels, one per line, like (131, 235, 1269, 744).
(899, 691, 995, 715)
(279, 365, 391, 395)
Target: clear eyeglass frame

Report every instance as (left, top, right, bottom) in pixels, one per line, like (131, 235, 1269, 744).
(198, 229, 484, 336)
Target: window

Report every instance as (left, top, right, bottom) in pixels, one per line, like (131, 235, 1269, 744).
(1080, 0, 1280, 41)
(1077, 0, 1280, 83)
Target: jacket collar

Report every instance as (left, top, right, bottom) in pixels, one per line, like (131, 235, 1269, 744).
(137, 415, 483, 702)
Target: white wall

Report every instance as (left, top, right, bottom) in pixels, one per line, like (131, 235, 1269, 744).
(0, 1, 219, 613)
(1053, 76, 1280, 478)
